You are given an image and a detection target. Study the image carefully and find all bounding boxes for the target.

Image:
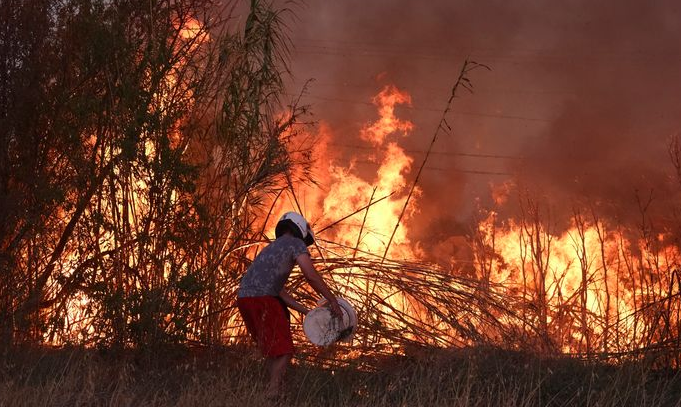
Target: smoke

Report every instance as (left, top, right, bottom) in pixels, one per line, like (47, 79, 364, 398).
(283, 0, 681, 258)
(509, 1, 681, 225)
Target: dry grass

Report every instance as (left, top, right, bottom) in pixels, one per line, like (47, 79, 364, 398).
(1, 346, 679, 407)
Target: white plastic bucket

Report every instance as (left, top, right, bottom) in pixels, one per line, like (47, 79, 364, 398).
(303, 298, 357, 346)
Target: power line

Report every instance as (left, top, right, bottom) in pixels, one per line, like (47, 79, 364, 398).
(294, 47, 681, 64)
(352, 159, 512, 176)
(292, 39, 681, 63)
(293, 46, 464, 63)
(288, 80, 578, 96)
(294, 37, 669, 57)
(283, 92, 551, 123)
(328, 142, 524, 160)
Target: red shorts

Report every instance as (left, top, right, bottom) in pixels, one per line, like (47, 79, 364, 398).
(237, 296, 294, 357)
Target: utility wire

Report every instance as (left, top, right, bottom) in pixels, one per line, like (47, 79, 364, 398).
(328, 142, 524, 160)
(352, 160, 512, 176)
(291, 40, 681, 63)
(288, 80, 579, 96)
(283, 92, 551, 122)
(294, 37, 681, 59)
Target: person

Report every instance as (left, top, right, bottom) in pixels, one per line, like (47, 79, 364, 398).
(236, 211, 343, 401)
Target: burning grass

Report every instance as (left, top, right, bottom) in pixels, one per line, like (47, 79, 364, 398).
(1, 346, 679, 407)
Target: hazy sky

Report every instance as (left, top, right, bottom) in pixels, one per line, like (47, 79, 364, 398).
(277, 0, 681, 244)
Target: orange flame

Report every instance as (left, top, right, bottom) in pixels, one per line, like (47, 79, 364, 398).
(478, 211, 681, 353)
(359, 85, 414, 146)
(273, 85, 420, 260)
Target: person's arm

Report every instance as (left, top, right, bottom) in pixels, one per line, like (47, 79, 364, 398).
(296, 253, 343, 318)
(279, 289, 309, 315)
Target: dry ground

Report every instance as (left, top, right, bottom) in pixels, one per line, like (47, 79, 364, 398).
(0, 345, 680, 407)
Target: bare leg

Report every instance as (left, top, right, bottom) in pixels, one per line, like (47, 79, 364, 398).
(265, 353, 291, 400)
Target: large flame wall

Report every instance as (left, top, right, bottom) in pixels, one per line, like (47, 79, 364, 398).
(269, 83, 681, 360)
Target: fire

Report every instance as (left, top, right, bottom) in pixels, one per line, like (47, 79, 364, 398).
(477, 211, 681, 354)
(490, 180, 515, 206)
(259, 85, 431, 349)
(319, 140, 417, 257)
(360, 85, 414, 146)
(47, 39, 681, 358)
(49, 13, 211, 346)
(273, 84, 420, 260)
(177, 17, 206, 42)
(275, 79, 681, 356)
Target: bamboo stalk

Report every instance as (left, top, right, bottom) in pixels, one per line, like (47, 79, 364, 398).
(382, 59, 490, 263)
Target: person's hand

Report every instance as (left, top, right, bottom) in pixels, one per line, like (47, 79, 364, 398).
(328, 299, 343, 321)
